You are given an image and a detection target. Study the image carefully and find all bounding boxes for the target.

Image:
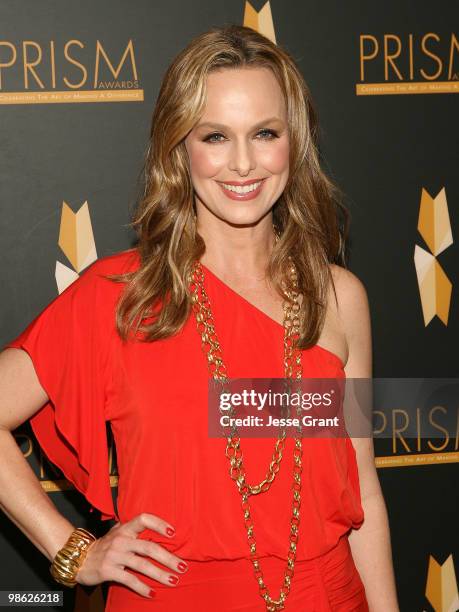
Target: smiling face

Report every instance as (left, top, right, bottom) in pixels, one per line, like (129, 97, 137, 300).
(184, 66, 289, 227)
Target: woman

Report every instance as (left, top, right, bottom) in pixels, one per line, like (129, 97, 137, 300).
(0, 25, 399, 611)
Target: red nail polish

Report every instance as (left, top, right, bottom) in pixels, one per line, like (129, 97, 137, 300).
(149, 589, 156, 598)
(168, 575, 179, 585)
(177, 562, 188, 572)
(166, 527, 175, 537)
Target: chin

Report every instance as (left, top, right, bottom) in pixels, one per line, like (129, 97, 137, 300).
(215, 207, 273, 227)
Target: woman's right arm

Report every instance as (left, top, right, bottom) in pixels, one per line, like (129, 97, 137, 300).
(0, 347, 75, 561)
(0, 347, 187, 597)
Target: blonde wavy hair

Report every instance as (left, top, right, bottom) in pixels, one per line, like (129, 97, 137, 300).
(106, 24, 350, 350)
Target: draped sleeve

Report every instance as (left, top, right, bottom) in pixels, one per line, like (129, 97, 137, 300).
(2, 258, 119, 521)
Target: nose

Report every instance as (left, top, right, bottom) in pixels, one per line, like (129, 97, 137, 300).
(228, 138, 256, 176)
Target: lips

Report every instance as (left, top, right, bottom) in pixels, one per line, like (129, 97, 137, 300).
(217, 178, 266, 201)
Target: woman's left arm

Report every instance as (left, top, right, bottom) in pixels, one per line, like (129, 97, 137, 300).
(333, 266, 399, 612)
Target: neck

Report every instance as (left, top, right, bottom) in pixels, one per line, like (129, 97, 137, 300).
(196, 214, 277, 279)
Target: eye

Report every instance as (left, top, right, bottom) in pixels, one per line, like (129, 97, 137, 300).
(202, 132, 226, 143)
(256, 128, 279, 140)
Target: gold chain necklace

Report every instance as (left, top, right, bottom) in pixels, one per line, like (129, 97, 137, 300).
(187, 240, 304, 612)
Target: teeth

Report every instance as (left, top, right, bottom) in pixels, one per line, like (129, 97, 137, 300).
(221, 181, 262, 194)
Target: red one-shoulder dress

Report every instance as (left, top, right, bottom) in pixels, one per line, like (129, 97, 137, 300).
(4, 249, 369, 611)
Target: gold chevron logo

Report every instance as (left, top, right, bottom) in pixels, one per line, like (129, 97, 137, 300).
(57, 200, 98, 293)
(425, 553, 459, 612)
(414, 187, 453, 325)
(243, 1, 276, 44)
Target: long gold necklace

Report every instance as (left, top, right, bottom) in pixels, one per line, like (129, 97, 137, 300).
(187, 242, 304, 612)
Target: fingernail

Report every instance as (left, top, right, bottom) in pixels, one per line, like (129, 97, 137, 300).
(149, 589, 156, 598)
(177, 561, 188, 572)
(168, 575, 179, 585)
(166, 527, 175, 537)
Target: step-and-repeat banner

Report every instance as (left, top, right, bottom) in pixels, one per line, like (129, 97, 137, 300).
(1, 1, 457, 611)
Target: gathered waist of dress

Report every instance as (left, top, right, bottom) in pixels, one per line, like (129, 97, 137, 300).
(105, 533, 369, 612)
(133, 524, 355, 563)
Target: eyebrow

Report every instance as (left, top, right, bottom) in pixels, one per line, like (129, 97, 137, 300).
(195, 117, 285, 131)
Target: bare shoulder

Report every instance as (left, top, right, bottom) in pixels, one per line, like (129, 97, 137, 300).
(329, 264, 370, 318)
(328, 264, 372, 378)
